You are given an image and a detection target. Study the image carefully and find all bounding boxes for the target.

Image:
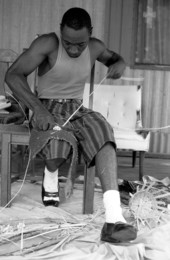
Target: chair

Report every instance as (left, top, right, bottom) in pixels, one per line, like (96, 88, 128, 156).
(85, 83, 150, 181)
(0, 54, 95, 214)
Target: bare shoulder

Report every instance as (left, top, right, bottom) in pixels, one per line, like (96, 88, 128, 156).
(89, 37, 106, 61)
(7, 33, 59, 76)
(29, 32, 59, 55)
(89, 37, 116, 65)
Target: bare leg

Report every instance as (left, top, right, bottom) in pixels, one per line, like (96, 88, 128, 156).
(45, 158, 66, 172)
(42, 158, 66, 206)
(95, 142, 125, 222)
(43, 158, 66, 192)
(95, 142, 118, 192)
(96, 142, 137, 243)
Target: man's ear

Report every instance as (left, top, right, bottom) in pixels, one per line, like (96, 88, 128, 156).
(89, 27, 93, 35)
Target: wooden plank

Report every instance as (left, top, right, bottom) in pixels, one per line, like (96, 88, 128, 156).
(89, 64, 95, 109)
(1, 133, 11, 206)
(0, 124, 29, 133)
(83, 165, 95, 214)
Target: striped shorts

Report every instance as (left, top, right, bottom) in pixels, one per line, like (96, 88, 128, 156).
(34, 99, 116, 167)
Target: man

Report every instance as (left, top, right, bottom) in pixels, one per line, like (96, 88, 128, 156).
(5, 7, 137, 243)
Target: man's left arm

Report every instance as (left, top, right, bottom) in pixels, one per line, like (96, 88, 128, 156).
(97, 46, 126, 79)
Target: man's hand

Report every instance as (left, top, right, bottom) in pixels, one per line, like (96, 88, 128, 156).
(32, 106, 56, 131)
(95, 42, 126, 79)
(107, 60, 126, 79)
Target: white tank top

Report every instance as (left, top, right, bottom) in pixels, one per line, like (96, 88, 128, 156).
(37, 36, 91, 99)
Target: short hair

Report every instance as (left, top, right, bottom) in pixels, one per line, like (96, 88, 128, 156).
(60, 7, 92, 33)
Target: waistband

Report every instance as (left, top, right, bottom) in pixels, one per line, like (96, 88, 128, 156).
(40, 98, 83, 104)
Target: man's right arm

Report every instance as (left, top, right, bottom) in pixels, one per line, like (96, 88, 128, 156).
(5, 34, 57, 130)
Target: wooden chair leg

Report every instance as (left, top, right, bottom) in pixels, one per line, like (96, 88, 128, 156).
(139, 151, 145, 181)
(1, 133, 12, 207)
(83, 165, 95, 214)
(19, 145, 26, 173)
(15, 145, 25, 176)
(132, 151, 137, 167)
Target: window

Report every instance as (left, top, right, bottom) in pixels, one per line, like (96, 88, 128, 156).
(134, 0, 170, 69)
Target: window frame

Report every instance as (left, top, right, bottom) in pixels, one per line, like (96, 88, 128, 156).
(131, 0, 170, 71)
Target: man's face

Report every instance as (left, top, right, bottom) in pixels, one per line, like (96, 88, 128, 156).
(61, 25, 90, 58)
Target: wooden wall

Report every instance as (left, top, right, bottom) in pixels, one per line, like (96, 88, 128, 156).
(0, 0, 170, 155)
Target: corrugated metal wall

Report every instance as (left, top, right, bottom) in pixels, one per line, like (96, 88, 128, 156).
(0, 0, 170, 155)
(105, 0, 170, 156)
(0, 0, 108, 92)
(0, 0, 108, 52)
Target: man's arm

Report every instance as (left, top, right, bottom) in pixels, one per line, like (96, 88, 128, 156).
(5, 34, 57, 130)
(100, 50, 126, 79)
(90, 38, 126, 79)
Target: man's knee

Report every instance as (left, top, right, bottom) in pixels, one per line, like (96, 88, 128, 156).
(45, 158, 66, 172)
(99, 142, 116, 154)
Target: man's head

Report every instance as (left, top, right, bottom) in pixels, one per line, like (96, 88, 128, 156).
(60, 8, 92, 58)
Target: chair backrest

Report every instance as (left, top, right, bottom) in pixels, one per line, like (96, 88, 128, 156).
(84, 84, 142, 129)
